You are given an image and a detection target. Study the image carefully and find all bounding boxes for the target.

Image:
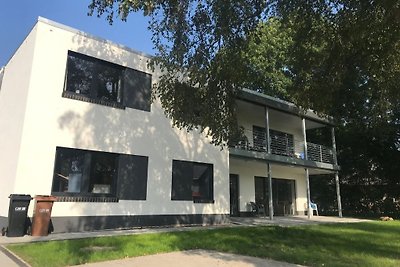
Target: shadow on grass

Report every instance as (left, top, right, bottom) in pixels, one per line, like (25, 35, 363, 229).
(7, 221, 400, 267)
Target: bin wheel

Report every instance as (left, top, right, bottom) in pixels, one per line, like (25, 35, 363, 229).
(26, 225, 32, 236)
(1, 227, 7, 236)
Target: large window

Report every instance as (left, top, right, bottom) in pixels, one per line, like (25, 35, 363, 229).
(254, 176, 268, 205)
(63, 51, 152, 111)
(52, 147, 148, 201)
(171, 160, 214, 203)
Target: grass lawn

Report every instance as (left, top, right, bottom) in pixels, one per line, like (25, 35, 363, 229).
(6, 221, 400, 267)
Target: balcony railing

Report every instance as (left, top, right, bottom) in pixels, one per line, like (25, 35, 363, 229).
(307, 142, 334, 164)
(229, 128, 335, 164)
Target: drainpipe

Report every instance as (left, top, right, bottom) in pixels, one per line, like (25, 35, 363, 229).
(302, 118, 312, 219)
(331, 127, 343, 218)
(265, 106, 273, 220)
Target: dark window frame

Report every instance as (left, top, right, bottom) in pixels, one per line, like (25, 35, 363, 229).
(171, 160, 214, 203)
(63, 51, 152, 112)
(52, 147, 119, 199)
(51, 147, 149, 202)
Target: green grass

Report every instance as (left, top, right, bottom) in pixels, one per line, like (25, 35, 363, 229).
(6, 221, 400, 267)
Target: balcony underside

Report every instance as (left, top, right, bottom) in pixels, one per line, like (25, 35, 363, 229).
(229, 147, 339, 172)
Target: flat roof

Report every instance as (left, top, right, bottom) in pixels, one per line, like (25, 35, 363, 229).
(238, 89, 335, 126)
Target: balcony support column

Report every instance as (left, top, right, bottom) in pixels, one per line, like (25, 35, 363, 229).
(267, 163, 273, 220)
(335, 172, 343, 218)
(331, 127, 343, 218)
(265, 107, 273, 220)
(265, 107, 271, 154)
(302, 118, 312, 218)
(331, 127, 338, 165)
(305, 168, 312, 218)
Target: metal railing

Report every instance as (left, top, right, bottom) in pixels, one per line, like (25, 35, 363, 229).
(306, 142, 334, 164)
(229, 128, 334, 164)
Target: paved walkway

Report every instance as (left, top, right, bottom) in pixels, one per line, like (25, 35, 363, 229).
(75, 249, 305, 267)
(0, 246, 25, 267)
(0, 216, 371, 267)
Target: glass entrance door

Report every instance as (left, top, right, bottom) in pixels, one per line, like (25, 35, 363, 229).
(273, 178, 296, 216)
(254, 177, 296, 216)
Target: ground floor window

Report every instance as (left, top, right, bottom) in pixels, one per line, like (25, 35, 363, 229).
(171, 160, 214, 203)
(52, 147, 148, 201)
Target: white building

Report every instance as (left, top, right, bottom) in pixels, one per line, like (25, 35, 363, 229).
(0, 18, 341, 233)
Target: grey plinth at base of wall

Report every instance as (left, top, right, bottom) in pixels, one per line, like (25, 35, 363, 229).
(49, 214, 229, 233)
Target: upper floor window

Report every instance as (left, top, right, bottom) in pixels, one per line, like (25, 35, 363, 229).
(63, 51, 152, 111)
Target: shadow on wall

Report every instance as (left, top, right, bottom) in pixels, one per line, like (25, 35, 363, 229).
(54, 34, 229, 232)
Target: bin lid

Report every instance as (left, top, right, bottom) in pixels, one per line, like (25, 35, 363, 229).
(34, 195, 57, 201)
(8, 194, 32, 200)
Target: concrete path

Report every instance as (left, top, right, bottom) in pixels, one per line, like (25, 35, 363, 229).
(74, 249, 305, 267)
(0, 246, 27, 267)
(230, 215, 370, 227)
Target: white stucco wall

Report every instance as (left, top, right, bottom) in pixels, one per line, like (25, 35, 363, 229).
(229, 157, 307, 214)
(3, 19, 229, 219)
(0, 25, 38, 217)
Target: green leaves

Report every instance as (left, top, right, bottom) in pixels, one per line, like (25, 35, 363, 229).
(88, 0, 268, 145)
(88, 0, 400, 148)
(242, 18, 294, 100)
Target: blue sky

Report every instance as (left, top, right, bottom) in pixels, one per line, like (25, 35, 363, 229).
(0, 1, 154, 66)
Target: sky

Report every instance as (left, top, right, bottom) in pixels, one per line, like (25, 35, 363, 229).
(0, 1, 154, 66)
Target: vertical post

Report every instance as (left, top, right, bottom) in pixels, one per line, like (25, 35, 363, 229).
(302, 118, 312, 218)
(305, 168, 312, 218)
(265, 107, 273, 220)
(331, 127, 338, 165)
(319, 145, 323, 163)
(302, 118, 308, 160)
(331, 127, 343, 217)
(335, 172, 343, 218)
(265, 107, 271, 154)
(267, 163, 273, 220)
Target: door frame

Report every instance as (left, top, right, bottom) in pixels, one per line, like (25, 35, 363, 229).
(254, 176, 297, 216)
(229, 174, 240, 216)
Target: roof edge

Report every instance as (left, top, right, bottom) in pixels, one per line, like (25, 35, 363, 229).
(238, 89, 335, 126)
(37, 16, 154, 60)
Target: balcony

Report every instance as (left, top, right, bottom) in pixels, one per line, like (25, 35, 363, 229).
(307, 142, 334, 164)
(229, 128, 335, 165)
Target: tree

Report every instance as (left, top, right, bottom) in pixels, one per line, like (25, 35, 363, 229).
(272, 1, 400, 215)
(88, 1, 399, 145)
(89, 0, 270, 145)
